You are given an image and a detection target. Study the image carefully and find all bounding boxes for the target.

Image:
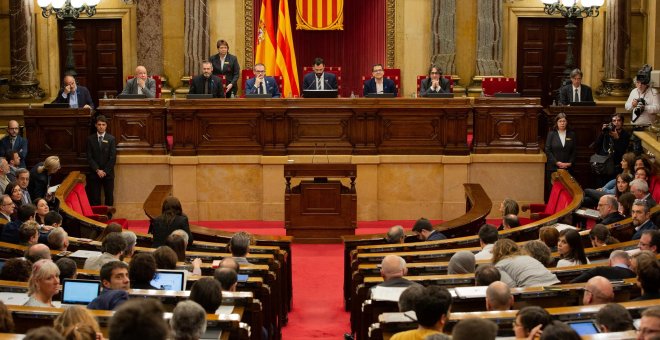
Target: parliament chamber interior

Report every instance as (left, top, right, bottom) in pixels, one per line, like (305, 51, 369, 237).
(0, 0, 660, 339)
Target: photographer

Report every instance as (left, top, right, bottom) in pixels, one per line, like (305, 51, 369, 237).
(626, 65, 659, 127)
(588, 113, 631, 187)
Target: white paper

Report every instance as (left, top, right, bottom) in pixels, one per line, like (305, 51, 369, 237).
(454, 286, 488, 298)
(370, 286, 408, 302)
(69, 250, 102, 259)
(0, 292, 30, 306)
(215, 305, 234, 315)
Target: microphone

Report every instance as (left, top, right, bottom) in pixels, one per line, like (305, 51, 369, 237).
(324, 80, 333, 90)
(311, 143, 318, 164)
(305, 78, 317, 90)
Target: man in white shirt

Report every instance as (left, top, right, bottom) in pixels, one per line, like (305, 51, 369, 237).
(475, 224, 498, 261)
(558, 68, 594, 105)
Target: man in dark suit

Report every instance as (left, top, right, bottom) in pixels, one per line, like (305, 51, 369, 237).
(0, 120, 27, 168)
(631, 179, 658, 209)
(570, 250, 636, 283)
(632, 199, 658, 240)
(209, 39, 241, 98)
(189, 61, 224, 98)
(597, 195, 625, 225)
(52, 74, 94, 109)
(121, 66, 156, 98)
(302, 57, 338, 92)
(558, 68, 594, 105)
(363, 63, 397, 96)
(638, 230, 660, 254)
(86, 115, 117, 206)
(419, 64, 450, 96)
(412, 217, 446, 241)
(244, 63, 281, 97)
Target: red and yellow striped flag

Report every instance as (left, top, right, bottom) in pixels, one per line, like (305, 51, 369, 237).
(256, 0, 277, 73)
(296, 0, 344, 30)
(275, 0, 300, 97)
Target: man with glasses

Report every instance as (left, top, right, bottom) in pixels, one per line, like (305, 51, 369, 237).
(245, 63, 281, 97)
(638, 230, 660, 254)
(0, 194, 14, 224)
(302, 57, 337, 91)
(632, 199, 657, 240)
(597, 195, 625, 225)
(0, 120, 27, 168)
(638, 306, 660, 339)
(363, 63, 397, 97)
(52, 74, 94, 109)
(558, 68, 593, 105)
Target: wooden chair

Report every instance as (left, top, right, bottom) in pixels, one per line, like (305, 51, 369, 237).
(481, 77, 517, 96)
(416, 75, 454, 96)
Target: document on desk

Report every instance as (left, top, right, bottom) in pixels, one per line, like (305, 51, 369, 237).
(69, 250, 102, 259)
(454, 286, 488, 299)
(0, 292, 29, 306)
(215, 305, 234, 315)
(370, 286, 408, 302)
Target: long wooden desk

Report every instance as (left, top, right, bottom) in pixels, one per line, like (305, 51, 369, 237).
(97, 98, 168, 154)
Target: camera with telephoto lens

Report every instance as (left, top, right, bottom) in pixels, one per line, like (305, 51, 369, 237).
(602, 122, 615, 133)
(633, 97, 647, 117)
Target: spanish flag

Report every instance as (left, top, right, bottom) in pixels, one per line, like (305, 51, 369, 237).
(275, 0, 300, 98)
(256, 0, 276, 73)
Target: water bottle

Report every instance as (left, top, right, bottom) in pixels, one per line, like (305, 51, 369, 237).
(350, 91, 355, 99)
(103, 92, 107, 99)
(172, 92, 176, 100)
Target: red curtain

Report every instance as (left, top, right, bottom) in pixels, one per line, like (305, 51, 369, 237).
(253, 0, 386, 97)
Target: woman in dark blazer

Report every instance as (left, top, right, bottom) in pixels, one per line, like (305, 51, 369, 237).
(545, 112, 576, 184)
(148, 196, 193, 248)
(209, 39, 240, 98)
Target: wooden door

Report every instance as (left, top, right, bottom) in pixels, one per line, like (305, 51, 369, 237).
(517, 18, 582, 107)
(58, 19, 123, 108)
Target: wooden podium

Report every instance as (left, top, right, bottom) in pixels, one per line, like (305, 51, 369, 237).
(284, 164, 357, 243)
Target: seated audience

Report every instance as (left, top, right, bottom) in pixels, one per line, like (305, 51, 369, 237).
(474, 264, 501, 286)
(492, 238, 560, 287)
(390, 286, 452, 340)
(0, 301, 14, 333)
(53, 306, 103, 340)
(24, 243, 51, 263)
(398, 284, 424, 312)
(149, 196, 192, 248)
(18, 221, 39, 245)
(631, 250, 656, 273)
(121, 230, 137, 257)
(217, 257, 240, 272)
(84, 232, 126, 270)
(451, 318, 498, 340)
(47, 227, 68, 252)
(597, 195, 625, 225)
(556, 229, 589, 267)
(88, 261, 130, 311)
(33, 197, 49, 225)
(376, 255, 414, 288)
(513, 306, 553, 339)
(96, 223, 123, 242)
(128, 252, 159, 290)
(475, 224, 498, 260)
(589, 224, 619, 247)
(539, 320, 580, 340)
(386, 225, 405, 244)
(522, 240, 553, 267)
(501, 214, 520, 230)
(24, 327, 65, 340)
(214, 267, 238, 291)
(4, 182, 22, 215)
(55, 257, 77, 282)
(500, 198, 519, 216)
(632, 199, 657, 240)
(0, 203, 35, 244)
(618, 192, 636, 217)
(0, 194, 13, 224)
(638, 230, 660, 254)
(25, 259, 60, 307)
(631, 178, 657, 207)
(108, 299, 169, 340)
(170, 300, 207, 340)
(27, 156, 60, 207)
(570, 250, 636, 283)
(189, 277, 223, 314)
(447, 251, 476, 274)
(595, 303, 635, 333)
(154, 245, 178, 269)
(638, 306, 660, 340)
(538, 226, 559, 251)
(229, 231, 252, 264)
(165, 233, 187, 262)
(633, 254, 660, 300)
(411, 217, 445, 241)
(582, 276, 614, 305)
(0, 257, 31, 281)
(485, 281, 513, 311)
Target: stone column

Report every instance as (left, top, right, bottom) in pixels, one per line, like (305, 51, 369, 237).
(183, 0, 210, 85)
(7, 0, 44, 99)
(136, 0, 163, 76)
(430, 0, 462, 92)
(469, 0, 503, 95)
(598, 0, 631, 97)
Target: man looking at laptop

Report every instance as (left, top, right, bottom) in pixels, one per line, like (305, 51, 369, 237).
(88, 261, 130, 310)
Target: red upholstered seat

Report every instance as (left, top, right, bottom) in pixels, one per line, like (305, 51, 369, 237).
(241, 69, 284, 97)
(65, 189, 84, 215)
(361, 68, 401, 97)
(526, 180, 567, 220)
(650, 176, 660, 203)
(302, 66, 342, 92)
(72, 183, 128, 228)
(482, 77, 517, 96)
(416, 75, 454, 96)
(126, 75, 163, 98)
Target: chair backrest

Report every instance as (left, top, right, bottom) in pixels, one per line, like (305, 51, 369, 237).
(361, 68, 401, 97)
(301, 66, 342, 92)
(127, 75, 163, 98)
(241, 69, 284, 97)
(416, 75, 454, 95)
(482, 77, 517, 96)
(72, 183, 95, 217)
(544, 180, 567, 215)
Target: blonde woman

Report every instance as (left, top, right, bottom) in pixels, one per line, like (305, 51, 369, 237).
(28, 156, 60, 203)
(492, 239, 560, 288)
(54, 306, 104, 340)
(24, 259, 60, 307)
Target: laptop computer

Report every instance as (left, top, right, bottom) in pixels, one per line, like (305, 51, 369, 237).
(237, 274, 249, 283)
(302, 90, 338, 98)
(43, 103, 70, 109)
(245, 93, 273, 98)
(150, 269, 187, 291)
(186, 94, 214, 99)
(494, 92, 521, 97)
(61, 279, 102, 306)
(424, 93, 454, 98)
(567, 320, 600, 335)
(570, 101, 596, 106)
(117, 93, 146, 99)
(365, 93, 396, 98)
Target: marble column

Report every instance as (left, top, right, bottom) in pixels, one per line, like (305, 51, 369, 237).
(183, 0, 210, 87)
(598, 0, 631, 97)
(469, 0, 503, 95)
(430, 0, 456, 76)
(7, 0, 44, 99)
(136, 0, 164, 76)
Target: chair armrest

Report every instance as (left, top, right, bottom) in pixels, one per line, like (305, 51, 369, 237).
(87, 214, 109, 223)
(527, 204, 547, 213)
(91, 205, 116, 215)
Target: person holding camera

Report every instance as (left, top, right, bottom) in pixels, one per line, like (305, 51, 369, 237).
(625, 65, 659, 126)
(590, 113, 631, 186)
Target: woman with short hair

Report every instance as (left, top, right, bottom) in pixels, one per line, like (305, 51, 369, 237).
(25, 259, 60, 307)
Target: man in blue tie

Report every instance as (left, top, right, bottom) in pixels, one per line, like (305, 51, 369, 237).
(52, 74, 94, 109)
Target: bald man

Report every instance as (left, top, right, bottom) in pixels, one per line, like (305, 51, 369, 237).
(583, 276, 614, 305)
(386, 225, 405, 244)
(486, 281, 514, 311)
(121, 66, 156, 98)
(0, 120, 27, 168)
(376, 255, 414, 288)
(24, 243, 52, 263)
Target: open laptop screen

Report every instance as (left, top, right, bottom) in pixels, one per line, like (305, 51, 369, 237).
(150, 270, 186, 291)
(62, 279, 102, 305)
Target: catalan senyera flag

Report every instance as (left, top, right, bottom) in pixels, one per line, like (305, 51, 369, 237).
(296, 0, 344, 30)
(275, 0, 300, 97)
(256, 0, 277, 73)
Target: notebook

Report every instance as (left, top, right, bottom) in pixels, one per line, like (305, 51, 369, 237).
(150, 269, 187, 291)
(61, 279, 102, 306)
